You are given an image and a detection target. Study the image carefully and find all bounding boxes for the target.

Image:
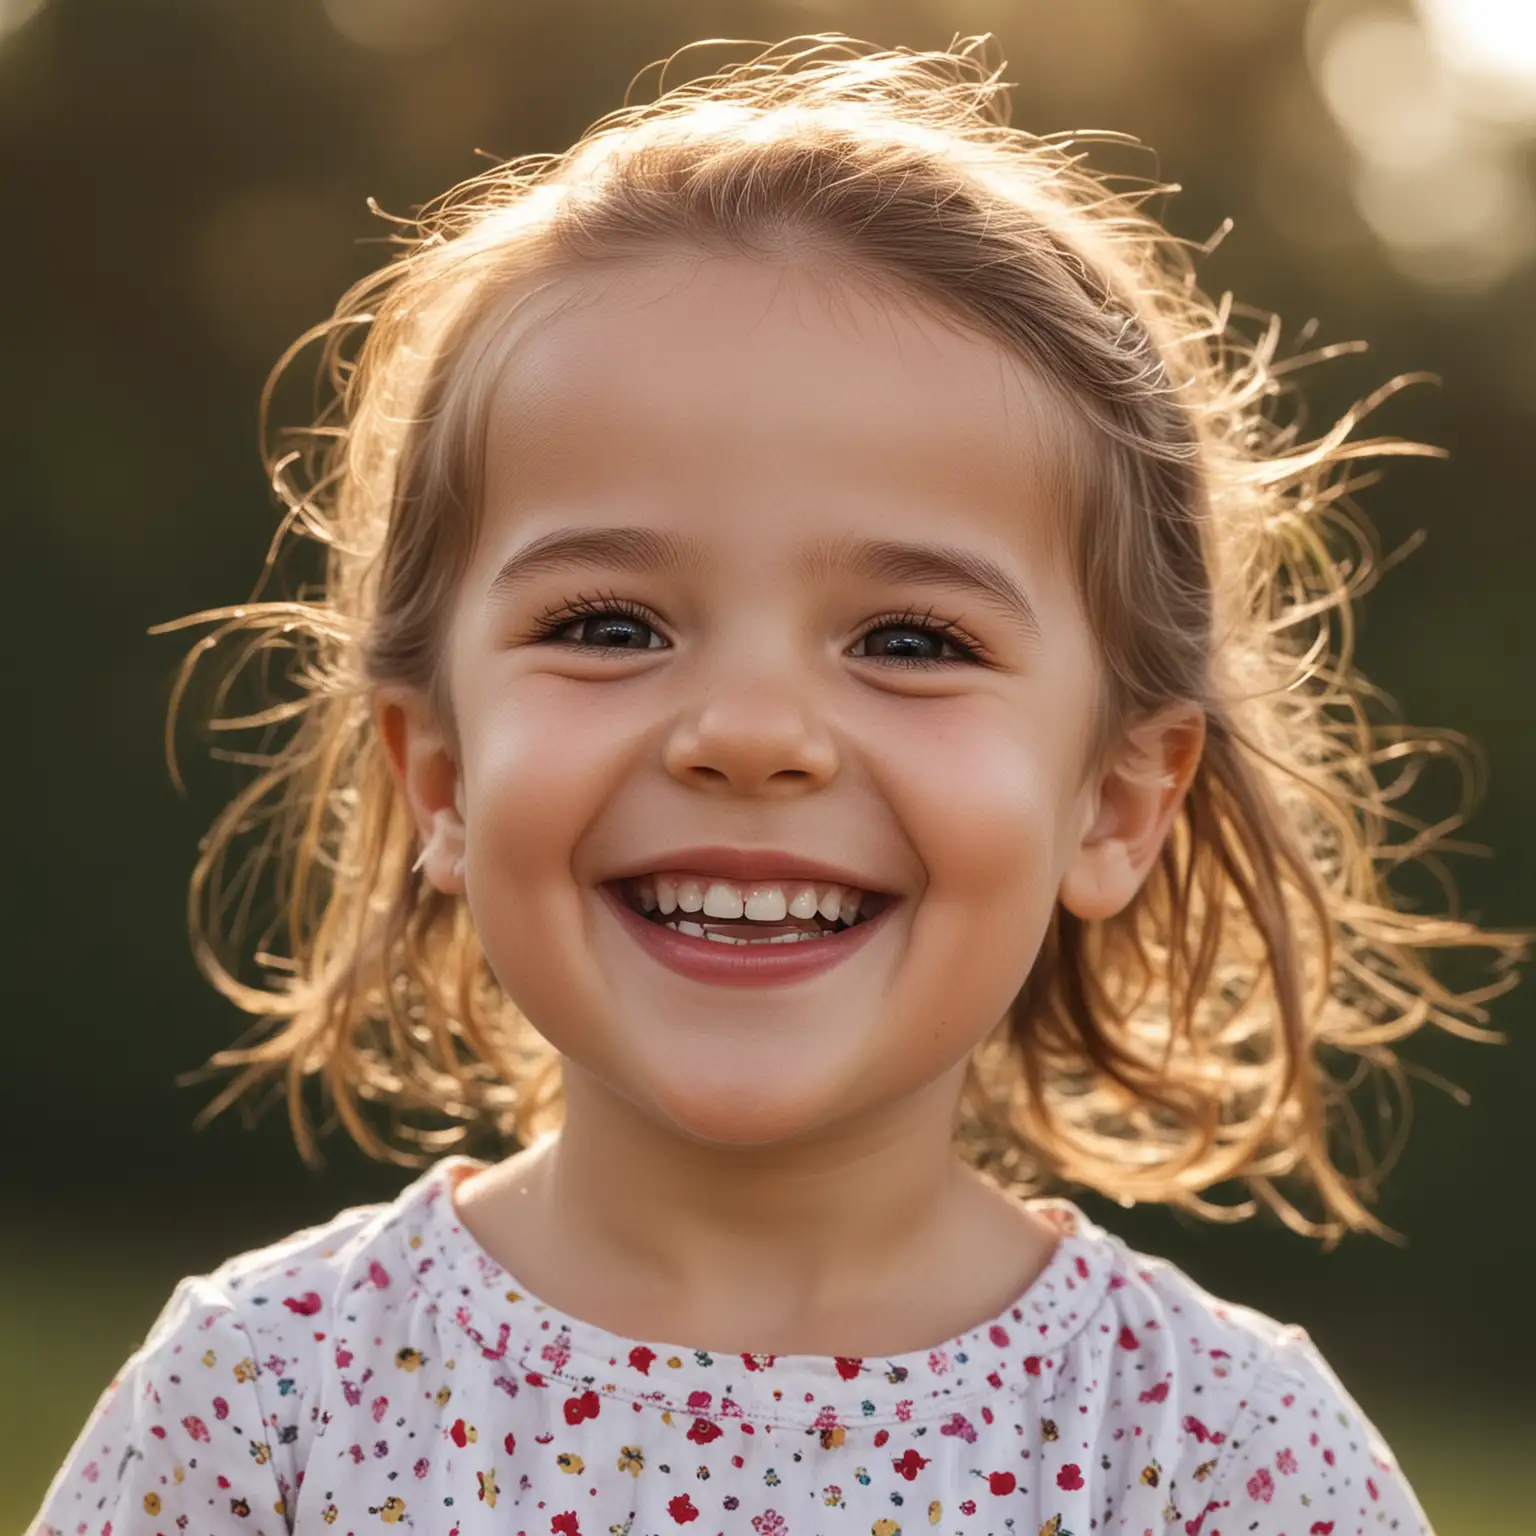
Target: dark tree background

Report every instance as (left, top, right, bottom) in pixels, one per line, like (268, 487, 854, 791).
(5, 0, 1532, 1527)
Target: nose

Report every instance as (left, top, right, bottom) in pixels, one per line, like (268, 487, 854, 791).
(662, 672, 839, 797)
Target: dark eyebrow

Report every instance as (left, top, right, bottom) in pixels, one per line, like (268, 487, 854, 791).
(802, 536, 1044, 646)
(487, 526, 703, 601)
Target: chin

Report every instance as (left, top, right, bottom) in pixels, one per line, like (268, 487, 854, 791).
(624, 1053, 871, 1149)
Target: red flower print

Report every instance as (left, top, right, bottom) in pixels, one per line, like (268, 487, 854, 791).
(367, 1260, 391, 1288)
(1185, 1500, 1220, 1536)
(1024, 1356, 1042, 1376)
(892, 1448, 930, 1481)
(1276, 1447, 1297, 1475)
(988, 1324, 1011, 1347)
(283, 1292, 322, 1316)
(563, 1390, 601, 1425)
(834, 1356, 863, 1380)
(1323, 1447, 1335, 1466)
(667, 1493, 699, 1524)
(687, 1417, 722, 1444)
(504, 1432, 516, 1454)
(873, 1430, 890, 1448)
(551, 1513, 581, 1536)
(938, 1413, 977, 1444)
(960, 1499, 977, 1515)
(371, 1395, 389, 1422)
(1139, 1383, 1169, 1404)
(212, 1397, 229, 1420)
(334, 1344, 353, 1368)
(1117, 1326, 1140, 1350)
(1367, 1477, 1379, 1501)
(1056, 1464, 1084, 1491)
(1181, 1415, 1226, 1446)
(449, 1418, 469, 1447)
(628, 1345, 656, 1375)
(1310, 1524, 1335, 1534)
(414, 1458, 429, 1478)
(686, 1390, 712, 1412)
(1075, 1256, 1090, 1279)
(987, 1471, 1016, 1495)
(1246, 1467, 1274, 1502)
(182, 1416, 210, 1443)
(750, 1512, 785, 1536)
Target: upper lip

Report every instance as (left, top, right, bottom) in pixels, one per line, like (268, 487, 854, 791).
(602, 846, 894, 894)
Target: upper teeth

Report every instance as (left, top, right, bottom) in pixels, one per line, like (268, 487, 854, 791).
(637, 875, 867, 923)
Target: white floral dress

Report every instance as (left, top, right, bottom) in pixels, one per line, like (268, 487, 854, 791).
(31, 1153, 1430, 1536)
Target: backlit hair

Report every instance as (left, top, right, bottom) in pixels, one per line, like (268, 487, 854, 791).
(164, 35, 1524, 1240)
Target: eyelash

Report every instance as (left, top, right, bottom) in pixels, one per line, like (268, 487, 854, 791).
(850, 609, 988, 667)
(527, 592, 663, 647)
(526, 595, 988, 666)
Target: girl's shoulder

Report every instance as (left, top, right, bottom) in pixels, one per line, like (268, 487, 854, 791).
(29, 1167, 438, 1536)
(1024, 1198, 1423, 1525)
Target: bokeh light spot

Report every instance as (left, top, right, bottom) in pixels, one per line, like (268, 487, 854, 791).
(1316, 10, 1461, 170)
(1417, 0, 1536, 122)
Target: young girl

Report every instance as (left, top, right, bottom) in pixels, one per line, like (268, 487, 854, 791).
(31, 34, 1521, 1536)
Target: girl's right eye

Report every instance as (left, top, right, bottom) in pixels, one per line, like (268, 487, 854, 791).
(535, 602, 667, 651)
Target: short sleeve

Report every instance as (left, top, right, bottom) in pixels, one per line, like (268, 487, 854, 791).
(1209, 1327, 1432, 1535)
(27, 1274, 295, 1536)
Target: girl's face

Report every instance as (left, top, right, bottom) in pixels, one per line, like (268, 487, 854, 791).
(389, 254, 1181, 1148)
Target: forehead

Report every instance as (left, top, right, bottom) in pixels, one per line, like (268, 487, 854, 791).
(478, 253, 1084, 565)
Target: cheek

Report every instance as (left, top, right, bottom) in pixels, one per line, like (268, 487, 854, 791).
(876, 693, 1082, 1002)
(889, 696, 1072, 889)
(456, 673, 639, 956)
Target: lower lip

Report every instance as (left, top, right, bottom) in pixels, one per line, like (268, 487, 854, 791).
(599, 886, 893, 988)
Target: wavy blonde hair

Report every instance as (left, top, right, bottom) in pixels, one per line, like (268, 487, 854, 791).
(163, 34, 1524, 1240)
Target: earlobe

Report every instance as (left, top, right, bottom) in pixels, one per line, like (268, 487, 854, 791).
(1058, 703, 1205, 922)
(375, 686, 467, 896)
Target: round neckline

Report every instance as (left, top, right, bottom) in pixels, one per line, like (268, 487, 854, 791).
(405, 1152, 1114, 1429)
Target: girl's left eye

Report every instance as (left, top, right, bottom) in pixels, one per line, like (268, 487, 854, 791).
(849, 620, 979, 664)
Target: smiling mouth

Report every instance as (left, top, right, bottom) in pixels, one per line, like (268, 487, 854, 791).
(611, 873, 891, 946)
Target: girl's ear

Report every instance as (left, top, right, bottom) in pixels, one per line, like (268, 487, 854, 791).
(1058, 702, 1205, 922)
(375, 685, 467, 896)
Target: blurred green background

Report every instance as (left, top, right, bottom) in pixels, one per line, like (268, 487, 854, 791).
(4, 0, 1533, 1529)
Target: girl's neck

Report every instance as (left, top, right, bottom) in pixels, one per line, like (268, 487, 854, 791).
(450, 1060, 1061, 1357)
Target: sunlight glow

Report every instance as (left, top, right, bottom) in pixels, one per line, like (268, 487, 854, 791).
(0, 0, 48, 48)
(1308, 0, 1536, 291)
(322, 0, 466, 54)
(1417, 0, 1536, 122)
